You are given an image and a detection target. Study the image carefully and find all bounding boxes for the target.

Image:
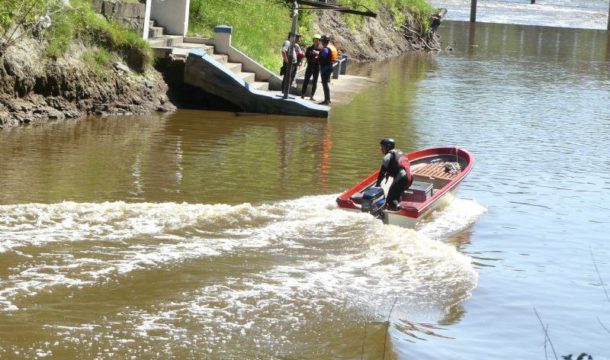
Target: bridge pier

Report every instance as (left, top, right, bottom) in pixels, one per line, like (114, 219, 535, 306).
(470, 0, 477, 22)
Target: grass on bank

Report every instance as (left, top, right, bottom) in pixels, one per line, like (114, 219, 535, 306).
(339, 0, 436, 32)
(189, 0, 436, 71)
(0, 0, 152, 71)
(189, 0, 300, 71)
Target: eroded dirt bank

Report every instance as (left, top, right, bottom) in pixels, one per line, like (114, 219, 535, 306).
(313, 5, 441, 62)
(0, 40, 174, 129)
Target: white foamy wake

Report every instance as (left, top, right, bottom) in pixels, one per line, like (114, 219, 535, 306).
(418, 198, 488, 239)
(0, 195, 484, 331)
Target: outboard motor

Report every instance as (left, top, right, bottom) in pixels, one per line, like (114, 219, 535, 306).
(361, 187, 385, 219)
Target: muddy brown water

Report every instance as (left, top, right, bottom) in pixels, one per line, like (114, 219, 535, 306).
(0, 21, 609, 359)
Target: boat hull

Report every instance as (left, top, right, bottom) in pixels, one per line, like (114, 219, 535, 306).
(383, 184, 459, 227)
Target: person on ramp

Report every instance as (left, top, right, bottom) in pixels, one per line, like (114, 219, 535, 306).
(300, 34, 321, 100)
(375, 138, 412, 211)
(318, 35, 337, 105)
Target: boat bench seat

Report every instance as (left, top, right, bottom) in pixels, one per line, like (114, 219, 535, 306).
(411, 162, 459, 181)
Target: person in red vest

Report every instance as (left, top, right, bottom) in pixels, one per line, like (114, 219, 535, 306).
(318, 35, 337, 105)
(375, 138, 412, 211)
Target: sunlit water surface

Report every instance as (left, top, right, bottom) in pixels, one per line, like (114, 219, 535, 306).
(0, 21, 609, 359)
(430, 0, 609, 29)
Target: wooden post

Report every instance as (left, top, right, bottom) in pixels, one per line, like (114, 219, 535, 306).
(530, 0, 535, 4)
(470, 0, 477, 22)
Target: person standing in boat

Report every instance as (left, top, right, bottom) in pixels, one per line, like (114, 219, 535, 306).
(376, 138, 412, 211)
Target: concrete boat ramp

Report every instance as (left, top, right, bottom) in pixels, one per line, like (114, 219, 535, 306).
(184, 50, 329, 118)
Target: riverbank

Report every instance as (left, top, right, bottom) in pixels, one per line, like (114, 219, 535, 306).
(0, 39, 174, 128)
(189, 0, 440, 69)
(314, 3, 441, 62)
(1, 0, 442, 129)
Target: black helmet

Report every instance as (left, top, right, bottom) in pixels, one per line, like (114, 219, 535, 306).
(379, 138, 395, 149)
(320, 35, 330, 42)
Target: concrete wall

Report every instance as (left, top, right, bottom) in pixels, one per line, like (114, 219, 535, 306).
(91, 0, 147, 36)
(208, 25, 283, 90)
(150, 0, 190, 36)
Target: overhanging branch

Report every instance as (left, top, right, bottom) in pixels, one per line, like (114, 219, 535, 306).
(297, 0, 377, 18)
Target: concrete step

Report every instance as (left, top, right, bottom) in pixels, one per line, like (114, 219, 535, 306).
(148, 35, 183, 47)
(225, 62, 242, 74)
(149, 20, 155, 28)
(250, 81, 269, 91)
(170, 48, 193, 57)
(172, 42, 214, 55)
(172, 53, 188, 61)
(212, 54, 228, 64)
(153, 47, 173, 58)
(238, 72, 256, 84)
(148, 26, 164, 39)
(183, 37, 212, 45)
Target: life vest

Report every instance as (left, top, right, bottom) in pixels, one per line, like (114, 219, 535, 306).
(388, 149, 412, 185)
(327, 44, 338, 63)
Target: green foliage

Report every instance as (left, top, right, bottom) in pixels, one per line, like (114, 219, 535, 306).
(0, 0, 54, 32)
(188, 0, 434, 69)
(1, 0, 63, 54)
(44, 7, 75, 58)
(0, 6, 11, 32)
(1, 0, 151, 69)
(338, 0, 435, 34)
(189, 0, 313, 71)
(82, 47, 113, 74)
(48, 0, 151, 66)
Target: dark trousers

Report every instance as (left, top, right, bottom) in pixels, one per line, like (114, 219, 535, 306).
(320, 68, 332, 104)
(301, 64, 319, 97)
(387, 176, 409, 211)
(281, 63, 297, 95)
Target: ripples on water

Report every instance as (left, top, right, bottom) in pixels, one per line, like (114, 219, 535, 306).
(0, 18, 609, 359)
(0, 197, 485, 358)
(430, 0, 610, 29)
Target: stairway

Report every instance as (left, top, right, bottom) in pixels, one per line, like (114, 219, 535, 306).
(184, 51, 329, 117)
(147, 21, 270, 91)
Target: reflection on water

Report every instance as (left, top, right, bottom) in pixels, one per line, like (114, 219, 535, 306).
(0, 21, 609, 359)
(0, 113, 333, 204)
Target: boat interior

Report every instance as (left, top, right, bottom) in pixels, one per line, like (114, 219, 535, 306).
(411, 161, 460, 190)
(349, 154, 467, 208)
(400, 155, 465, 205)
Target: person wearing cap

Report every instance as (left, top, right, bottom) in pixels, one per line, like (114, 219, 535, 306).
(300, 34, 322, 100)
(281, 32, 303, 95)
(318, 35, 338, 105)
(376, 138, 412, 211)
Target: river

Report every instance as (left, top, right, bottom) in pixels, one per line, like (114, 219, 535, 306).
(429, 0, 609, 29)
(0, 20, 609, 359)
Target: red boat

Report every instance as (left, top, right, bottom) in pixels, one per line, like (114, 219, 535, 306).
(336, 147, 475, 228)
